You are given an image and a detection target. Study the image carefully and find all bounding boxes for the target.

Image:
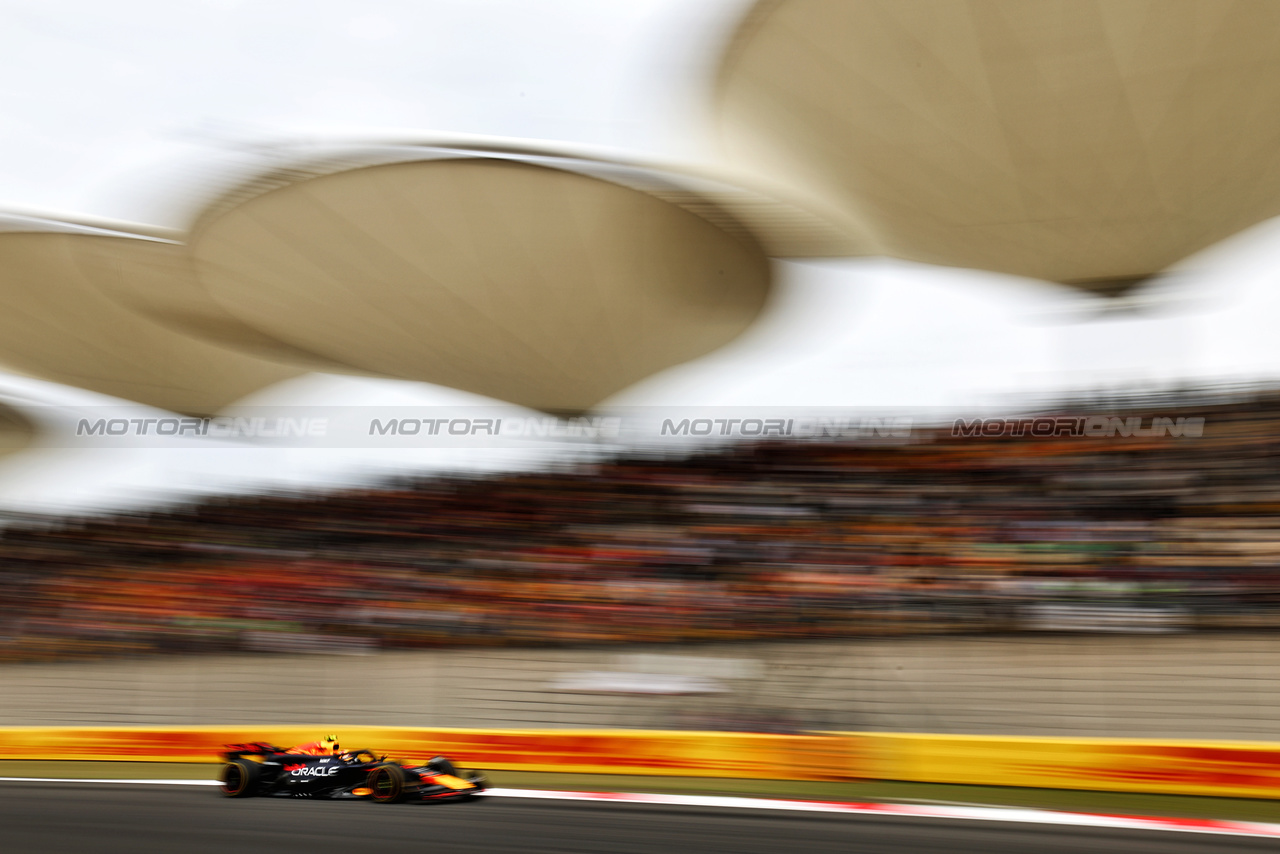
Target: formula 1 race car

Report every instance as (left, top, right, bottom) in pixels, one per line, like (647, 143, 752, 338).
(218, 739, 488, 804)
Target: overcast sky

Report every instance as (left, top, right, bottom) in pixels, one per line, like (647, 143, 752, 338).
(3, 0, 1280, 511)
(1, 0, 742, 222)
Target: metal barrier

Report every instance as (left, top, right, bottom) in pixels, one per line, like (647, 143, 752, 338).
(3, 634, 1280, 740)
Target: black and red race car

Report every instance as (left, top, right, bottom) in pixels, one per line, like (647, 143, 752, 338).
(218, 740, 488, 804)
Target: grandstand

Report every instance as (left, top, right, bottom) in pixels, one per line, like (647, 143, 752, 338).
(4, 385, 1279, 663)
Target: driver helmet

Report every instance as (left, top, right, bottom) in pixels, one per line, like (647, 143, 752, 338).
(319, 734, 340, 755)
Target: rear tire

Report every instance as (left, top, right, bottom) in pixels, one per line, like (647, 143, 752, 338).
(368, 763, 407, 804)
(220, 759, 260, 798)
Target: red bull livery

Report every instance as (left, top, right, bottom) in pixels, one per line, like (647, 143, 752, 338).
(218, 736, 487, 804)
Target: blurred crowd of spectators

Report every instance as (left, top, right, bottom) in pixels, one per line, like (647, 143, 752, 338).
(4, 387, 1280, 660)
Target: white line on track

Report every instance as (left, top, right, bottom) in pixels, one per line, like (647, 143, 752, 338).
(2, 778, 1278, 841)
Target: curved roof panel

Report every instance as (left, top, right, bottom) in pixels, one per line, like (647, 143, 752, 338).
(189, 156, 773, 412)
(0, 217, 301, 414)
(715, 0, 1280, 287)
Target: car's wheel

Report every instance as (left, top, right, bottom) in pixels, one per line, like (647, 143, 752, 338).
(220, 759, 260, 798)
(368, 763, 407, 804)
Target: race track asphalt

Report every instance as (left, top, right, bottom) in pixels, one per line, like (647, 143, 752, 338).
(3, 782, 1275, 854)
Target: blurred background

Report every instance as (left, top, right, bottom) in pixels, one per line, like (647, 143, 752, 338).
(5, 0, 1280, 748)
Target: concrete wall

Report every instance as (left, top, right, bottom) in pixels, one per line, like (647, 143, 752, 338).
(3, 633, 1279, 740)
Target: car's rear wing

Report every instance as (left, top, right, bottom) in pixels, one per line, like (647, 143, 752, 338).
(220, 742, 289, 761)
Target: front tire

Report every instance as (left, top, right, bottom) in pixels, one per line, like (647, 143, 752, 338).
(368, 763, 407, 804)
(220, 759, 260, 798)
